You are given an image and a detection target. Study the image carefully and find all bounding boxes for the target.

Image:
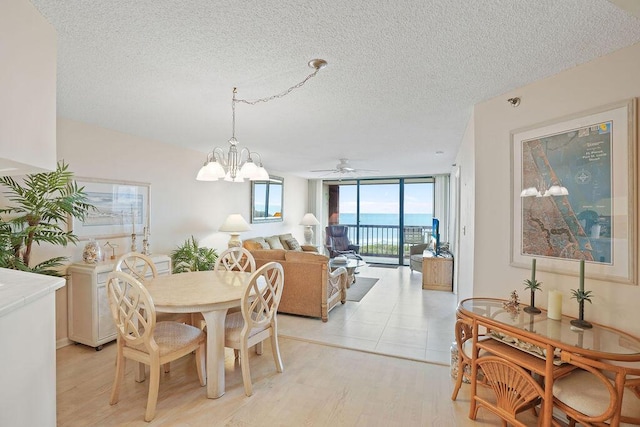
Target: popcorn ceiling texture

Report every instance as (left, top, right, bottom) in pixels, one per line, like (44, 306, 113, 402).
(31, 0, 640, 177)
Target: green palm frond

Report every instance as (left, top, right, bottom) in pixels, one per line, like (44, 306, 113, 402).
(570, 289, 593, 304)
(171, 236, 218, 274)
(523, 278, 542, 291)
(0, 161, 95, 276)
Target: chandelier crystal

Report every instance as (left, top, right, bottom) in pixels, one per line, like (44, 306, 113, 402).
(196, 59, 328, 183)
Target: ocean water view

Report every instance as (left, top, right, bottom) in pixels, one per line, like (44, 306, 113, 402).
(339, 213, 433, 226)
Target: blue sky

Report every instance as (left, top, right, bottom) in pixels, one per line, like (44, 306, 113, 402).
(338, 183, 434, 214)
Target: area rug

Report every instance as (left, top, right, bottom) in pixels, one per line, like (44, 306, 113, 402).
(346, 277, 379, 302)
(367, 263, 399, 269)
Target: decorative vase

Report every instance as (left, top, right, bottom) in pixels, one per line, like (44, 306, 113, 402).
(82, 239, 103, 263)
(524, 290, 541, 314)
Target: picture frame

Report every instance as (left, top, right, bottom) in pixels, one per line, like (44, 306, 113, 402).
(510, 99, 637, 285)
(70, 178, 150, 240)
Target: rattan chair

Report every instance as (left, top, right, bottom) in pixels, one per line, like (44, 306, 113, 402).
(224, 261, 285, 396)
(552, 351, 640, 426)
(473, 356, 546, 427)
(451, 317, 490, 400)
(106, 271, 206, 422)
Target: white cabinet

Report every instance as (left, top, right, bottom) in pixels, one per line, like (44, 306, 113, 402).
(67, 254, 171, 349)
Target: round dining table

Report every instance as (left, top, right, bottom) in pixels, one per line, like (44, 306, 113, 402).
(144, 270, 254, 399)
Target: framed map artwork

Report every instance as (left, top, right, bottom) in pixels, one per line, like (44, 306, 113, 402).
(511, 99, 637, 285)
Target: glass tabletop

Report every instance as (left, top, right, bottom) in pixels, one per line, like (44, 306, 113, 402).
(459, 298, 640, 359)
(329, 258, 365, 269)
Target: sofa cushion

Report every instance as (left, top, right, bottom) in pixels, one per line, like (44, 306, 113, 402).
(243, 240, 265, 251)
(284, 237, 302, 252)
(250, 249, 287, 261)
(278, 233, 294, 247)
(285, 251, 328, 264)
(265, 235, 285, 250)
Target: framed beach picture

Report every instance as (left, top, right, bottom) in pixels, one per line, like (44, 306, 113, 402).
(70, 178, 150, 240)
(510, 99, 637, 285)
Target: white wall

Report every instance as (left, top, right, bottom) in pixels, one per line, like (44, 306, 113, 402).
(0, 0, 57, 175)
(454, 110, 476, 301)
(471, 42, 640, 335)
(35, 118, 309, 342)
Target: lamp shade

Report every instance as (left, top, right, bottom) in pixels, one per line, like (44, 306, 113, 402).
(300, 213, 320, 226)
(219, 214, 251, 232)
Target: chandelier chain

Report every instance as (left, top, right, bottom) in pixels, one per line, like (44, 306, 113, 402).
(235, 67, 322, 106)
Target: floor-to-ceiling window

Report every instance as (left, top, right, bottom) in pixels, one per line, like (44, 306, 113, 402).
(326, 177, 435, 265)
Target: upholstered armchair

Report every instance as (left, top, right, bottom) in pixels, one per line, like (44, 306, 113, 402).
(409, 243, 429, 272)
(325, 225, 360, 258)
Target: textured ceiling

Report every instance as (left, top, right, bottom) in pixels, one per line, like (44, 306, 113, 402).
(30, 0, 640, 179)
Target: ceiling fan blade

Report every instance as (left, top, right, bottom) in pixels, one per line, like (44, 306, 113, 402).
(310, 168, 338, 173)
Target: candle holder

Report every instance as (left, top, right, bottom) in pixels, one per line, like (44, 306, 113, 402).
(523, 278, 542, 314)
(142, 238, 150, 255)
(131, 233, 138, 252)
(570, 289, 593, 329)
(570, 259, 593, 328)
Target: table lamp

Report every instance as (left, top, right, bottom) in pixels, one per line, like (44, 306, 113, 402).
(300, 213, 320, 245)
(219, 214, 251, 248)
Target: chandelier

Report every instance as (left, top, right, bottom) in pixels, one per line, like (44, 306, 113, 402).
(196, 59, 328, 182)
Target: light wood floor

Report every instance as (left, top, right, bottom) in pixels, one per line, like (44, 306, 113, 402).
(57, 264, 540, 425)
(57, 336, 540, 426)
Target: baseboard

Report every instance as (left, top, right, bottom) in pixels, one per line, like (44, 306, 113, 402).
(56, 337, 73, 349)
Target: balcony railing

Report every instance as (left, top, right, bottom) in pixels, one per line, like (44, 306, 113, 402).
(339, 224, 432, 259)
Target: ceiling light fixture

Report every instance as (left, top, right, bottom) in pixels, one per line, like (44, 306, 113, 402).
(197, 59, 328, 182)
(520, 180, 569, 197)
(507, 97, 521, 107)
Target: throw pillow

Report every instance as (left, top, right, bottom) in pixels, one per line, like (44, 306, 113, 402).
(243, 240, 263, 251)
(285, 238, 302, 251)
(265, 235, 285, 250)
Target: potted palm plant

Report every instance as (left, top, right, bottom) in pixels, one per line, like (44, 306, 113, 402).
(0, 161, 94, 276)
(170, 236, 218, 273)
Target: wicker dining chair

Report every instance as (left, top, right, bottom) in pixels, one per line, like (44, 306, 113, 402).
(224, 261, 285, 396)
(106, 271, 206, 422)
(473, 356, 546, 427)
(552, 350, 640, 426)
(451, 317, 489, 400)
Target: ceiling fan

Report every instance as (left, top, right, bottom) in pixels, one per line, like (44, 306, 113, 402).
(310, 159, 378, 177)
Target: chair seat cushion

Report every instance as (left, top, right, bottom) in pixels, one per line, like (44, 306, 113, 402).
(553, 369, 640, 419)
(129, 321, 204, 355)
(224, 312, 267, 343)
(410, 254, 423, 263)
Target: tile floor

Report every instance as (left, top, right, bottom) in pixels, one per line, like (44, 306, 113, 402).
(277, 263, 459, 365)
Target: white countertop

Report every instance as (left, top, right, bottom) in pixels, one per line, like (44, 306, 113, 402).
(0, 268, 65, 318)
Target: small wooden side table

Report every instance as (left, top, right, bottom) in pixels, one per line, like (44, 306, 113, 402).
(421, 251, 453, 291)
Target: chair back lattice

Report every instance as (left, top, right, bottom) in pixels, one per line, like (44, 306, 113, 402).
(215, 247, 256, 273)
(106, 271, 156, 348)
(475, 356, 544, 426)
(242, 262, 284, 331)
(114, 252, 158, 281)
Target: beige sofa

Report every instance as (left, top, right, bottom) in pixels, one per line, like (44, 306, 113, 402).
(248, 248, 347, 322)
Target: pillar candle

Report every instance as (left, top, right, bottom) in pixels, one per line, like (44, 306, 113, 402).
(531, 258, 536, 282)
(547, 290, 562, 320)
(579, 259, 585, 293)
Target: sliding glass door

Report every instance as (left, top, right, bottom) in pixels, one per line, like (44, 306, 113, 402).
(327, 177, 434, 264)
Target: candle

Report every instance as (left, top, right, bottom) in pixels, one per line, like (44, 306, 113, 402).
(579, 259, 585, 293)
(547, 290, 562, 320)
(531, 258, 536, 282)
